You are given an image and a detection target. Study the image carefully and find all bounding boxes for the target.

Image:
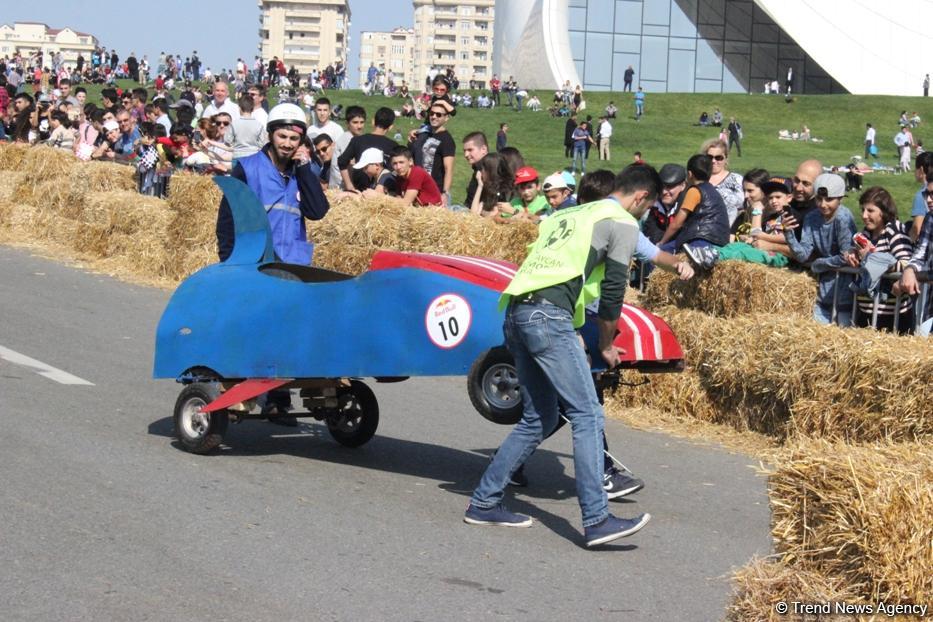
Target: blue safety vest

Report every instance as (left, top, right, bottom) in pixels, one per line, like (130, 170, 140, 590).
(239, 150, 314, 265)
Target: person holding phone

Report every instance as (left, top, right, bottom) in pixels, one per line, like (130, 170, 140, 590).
(214, 103, 330, 426)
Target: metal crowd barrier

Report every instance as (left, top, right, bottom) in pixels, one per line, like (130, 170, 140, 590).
(825, 262, 932, 333)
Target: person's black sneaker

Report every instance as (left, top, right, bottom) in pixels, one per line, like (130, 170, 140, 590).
(509, 464, 529, 487)
(464, 503, 533, 527)
(584, 513, 651, 547)
(603, 467, 644, 499)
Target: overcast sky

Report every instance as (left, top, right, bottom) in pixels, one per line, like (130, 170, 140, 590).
(2, 0, 413, 85)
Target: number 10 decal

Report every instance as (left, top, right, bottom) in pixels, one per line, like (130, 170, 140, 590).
(426, 294, 472, 349)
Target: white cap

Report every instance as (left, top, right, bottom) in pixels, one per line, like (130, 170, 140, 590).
(102, 120, 119, 132)
(541, 173, 570, 191)
(353, 147, 384, 170)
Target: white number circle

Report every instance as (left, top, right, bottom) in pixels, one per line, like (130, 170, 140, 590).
(426, 294, 472, 349)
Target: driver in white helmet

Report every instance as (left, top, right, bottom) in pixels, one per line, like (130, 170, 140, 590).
(215, 103, 331, 426)
(216, 102, 330, 266)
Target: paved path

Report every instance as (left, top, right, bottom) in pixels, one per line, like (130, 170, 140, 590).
(0, 245, 771, 621)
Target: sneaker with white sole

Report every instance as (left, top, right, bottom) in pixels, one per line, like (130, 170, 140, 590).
(464, 503, 533, 527)
(603, 467, 645, 499)
(584, 513, 651, 547)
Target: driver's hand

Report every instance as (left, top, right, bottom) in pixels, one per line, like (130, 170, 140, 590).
(600, 345, 623, 369)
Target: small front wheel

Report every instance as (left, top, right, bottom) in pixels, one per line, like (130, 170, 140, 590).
(173, 383, 229, 454)
(326, 380, 379, 447)
(467, 347, 523, 425)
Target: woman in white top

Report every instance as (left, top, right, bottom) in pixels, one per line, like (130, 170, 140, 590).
(701, 138, 744, 226)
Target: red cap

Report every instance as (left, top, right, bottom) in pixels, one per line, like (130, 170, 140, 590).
(514, 166, 539, 185)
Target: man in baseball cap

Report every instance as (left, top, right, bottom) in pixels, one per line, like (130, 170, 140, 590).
(352, 147, 396, 196)
(782, 171, 857, 325)
(541, 172, 577, 212)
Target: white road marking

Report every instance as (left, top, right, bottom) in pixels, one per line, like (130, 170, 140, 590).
(0, 345, 94, 386)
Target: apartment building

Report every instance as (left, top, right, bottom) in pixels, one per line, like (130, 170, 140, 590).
(0, 22, 98, 65)
(259, 0, 351, 76)
(358, 27, 415, 88)
(412, 0, 494, 90)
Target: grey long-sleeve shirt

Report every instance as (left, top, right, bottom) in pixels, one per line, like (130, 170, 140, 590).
(784, 206, 857, 308)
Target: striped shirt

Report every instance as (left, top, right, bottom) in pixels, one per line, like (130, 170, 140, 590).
(907, 212, 933, 273)
(857, 221, 914, 316)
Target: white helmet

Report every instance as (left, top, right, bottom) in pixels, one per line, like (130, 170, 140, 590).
(267, 103, 307, 134)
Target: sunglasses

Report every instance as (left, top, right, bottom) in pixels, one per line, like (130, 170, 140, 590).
(315, 144, 332, 154)
(923, 189, 933, 199)
(213, 121, 230, 127)
(708, 154, 726, 161)
(429, 111, 448, 118)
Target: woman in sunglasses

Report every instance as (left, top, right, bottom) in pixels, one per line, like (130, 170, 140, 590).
(701, 138, 744, 229)
(198, 112, 234, 172)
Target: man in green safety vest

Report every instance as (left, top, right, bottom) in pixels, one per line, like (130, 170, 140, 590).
(464, 165, 661, 548)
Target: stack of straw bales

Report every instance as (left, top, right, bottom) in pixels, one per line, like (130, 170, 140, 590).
(727, 557, 856, 622)
(608, 307, 933, 442)
(642, 261, 817, 318)
(728, 441, 933, 620)
(770, 440, 933, 605)
(309, 194, 537, 274)
(164, 173, 224, 279)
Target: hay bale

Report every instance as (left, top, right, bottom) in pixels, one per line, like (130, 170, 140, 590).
(668, 308, 933, 442)
(613, 307, 933, 442)
(165, 173, 222, 264)
(0, 171, 25, 202)
(313, 243, 378, 275)
(642, 261, 816, 318)
(18, 146, 78, 185)
(769, 440, 933, 604)
(0, 143, 28, 170)
(74, 161, 136, 193)
(0, 199, 16, 229)
(310, 195, 537, 265)
(727, 557, 856, 622)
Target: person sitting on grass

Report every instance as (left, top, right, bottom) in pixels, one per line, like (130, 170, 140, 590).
(845, 186, 914, 332)
(388, 146, 442, 208)
(684, 176, 794, 270)
(657, 154, 730, 253)
(783, 173, 857, 326)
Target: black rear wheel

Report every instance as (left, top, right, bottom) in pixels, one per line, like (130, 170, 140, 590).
(467, 347, 523, 425)
(326, 380, 379, 447)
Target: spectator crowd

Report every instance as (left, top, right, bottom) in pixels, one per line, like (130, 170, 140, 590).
(2, 49, 930, 336)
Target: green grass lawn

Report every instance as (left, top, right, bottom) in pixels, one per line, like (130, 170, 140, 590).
(82, 81, 931, 223)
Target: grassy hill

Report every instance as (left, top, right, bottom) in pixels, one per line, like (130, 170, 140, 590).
(75, 82, 933, 222)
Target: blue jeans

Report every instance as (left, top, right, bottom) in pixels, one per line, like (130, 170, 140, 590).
(659, 237, 716, 254)
(572, 145, 587, 174)
(470, 302, 609, 527)
(813, 302, 852, 327)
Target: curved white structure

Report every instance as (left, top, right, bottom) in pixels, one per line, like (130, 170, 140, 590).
(494, 0, 580, 89)
(755, 0, 933, 96)
(495, 0, 933, 95)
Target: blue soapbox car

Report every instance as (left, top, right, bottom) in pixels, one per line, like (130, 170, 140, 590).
(154, 178, 684, 453)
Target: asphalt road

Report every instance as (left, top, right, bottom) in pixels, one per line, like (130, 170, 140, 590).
(0, 245, 771, 622)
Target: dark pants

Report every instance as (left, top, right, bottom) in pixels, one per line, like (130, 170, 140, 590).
(729, 135, 741, 156)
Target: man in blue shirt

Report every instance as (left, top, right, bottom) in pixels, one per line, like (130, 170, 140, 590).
(114, 109, 141, 160)
(634, 87, 645, 120)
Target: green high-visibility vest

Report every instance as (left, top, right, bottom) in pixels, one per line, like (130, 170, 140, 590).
(501, 199, 637, 327)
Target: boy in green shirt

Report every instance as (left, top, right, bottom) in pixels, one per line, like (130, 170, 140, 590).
(498, 166, 550, 222)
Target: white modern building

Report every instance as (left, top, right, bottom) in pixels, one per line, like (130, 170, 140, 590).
(494, 0, 933, 95)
